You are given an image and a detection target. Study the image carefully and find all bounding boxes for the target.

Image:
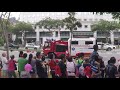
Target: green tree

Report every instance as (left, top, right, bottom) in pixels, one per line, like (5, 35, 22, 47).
(91, 20, 120, 44)
(12, 22, 34, 46)
(63, 12, 82, 55)
(94, 12, 120, 20)
(0, 37, 4, 46)
(35, 17, 64, 39)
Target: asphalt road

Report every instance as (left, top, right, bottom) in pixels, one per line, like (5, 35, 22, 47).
(0, 49, 120, 66)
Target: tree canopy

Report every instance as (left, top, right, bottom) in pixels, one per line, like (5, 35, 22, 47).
(94, 12, 120, 20)
(63, 12, 82, 31)
(91, 20, 120, 32)
(12, 22, 34, 34)
(35, 17, 64, 30)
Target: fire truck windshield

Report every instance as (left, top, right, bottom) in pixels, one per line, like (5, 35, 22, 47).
(56, 45, 68, 52)
(44, 42, 50, 48)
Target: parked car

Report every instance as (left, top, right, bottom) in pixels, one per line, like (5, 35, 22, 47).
(4, 43, 19, 49)
(25, 43, 40, 50)
(97, 43, 116, 51)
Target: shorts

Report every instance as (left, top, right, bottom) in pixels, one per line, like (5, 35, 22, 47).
(2, 70, 8, 77)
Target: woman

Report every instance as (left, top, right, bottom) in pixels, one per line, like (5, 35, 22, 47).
(28, 54, 36, 78)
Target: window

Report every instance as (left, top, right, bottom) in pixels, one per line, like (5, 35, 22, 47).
(56, 45, 68, 52)
(89, 19, 92, 21)
(71, 41, 78, 44)
(84, 19, 87, 21)
(85, 41, 93, 44)
(84, 25, 88, 28)
(95, 19, 98, 21)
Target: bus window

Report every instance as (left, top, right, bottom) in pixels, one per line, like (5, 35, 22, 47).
(71, 41, 78, 44)
(85, 41, 93, 44)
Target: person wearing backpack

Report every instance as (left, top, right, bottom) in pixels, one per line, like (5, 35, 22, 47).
(105, 57, 118, 78)
(66, 57, 76, 78)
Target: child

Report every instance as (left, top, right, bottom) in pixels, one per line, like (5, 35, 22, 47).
(54, 60, 61, 78)
(20, 64, 32, 78)
(8, 55, 17, 78)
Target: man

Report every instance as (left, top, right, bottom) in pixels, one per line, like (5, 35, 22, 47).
(1, 53, 8, 78)
(36, 52, 46, 78)
(105, 57, 118, 78)
(89, 45, 99, 62)
(18, 53, 28, 77)
(58, 54, 67, 78)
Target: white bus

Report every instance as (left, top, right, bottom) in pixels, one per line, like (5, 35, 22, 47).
(68, 37, 96, 57)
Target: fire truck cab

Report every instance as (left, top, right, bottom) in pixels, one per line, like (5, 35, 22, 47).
(43, 39, 68, 58)
(68, 37, 96, 58)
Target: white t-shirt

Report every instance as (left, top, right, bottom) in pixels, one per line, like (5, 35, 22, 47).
(66, 61, 76, 76)
(2, 57, 8, 70)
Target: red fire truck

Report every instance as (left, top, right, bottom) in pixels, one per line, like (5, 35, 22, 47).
(43, 40, 68, 58)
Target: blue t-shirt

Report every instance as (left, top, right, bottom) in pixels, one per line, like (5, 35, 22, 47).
(89, 51, 99, 62)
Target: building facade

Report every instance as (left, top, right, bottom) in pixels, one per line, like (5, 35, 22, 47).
(18, 12, 120, 45)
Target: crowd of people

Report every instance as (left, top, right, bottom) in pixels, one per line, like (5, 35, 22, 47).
(0, 44, 120, 78)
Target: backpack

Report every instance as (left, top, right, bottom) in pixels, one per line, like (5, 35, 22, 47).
(105, 64, 114, 78)
(84, 66, 92, 78)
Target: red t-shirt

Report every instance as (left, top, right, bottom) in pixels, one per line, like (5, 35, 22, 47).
(48, 60, 56, 70)
(55, 65, 61, 76)
(8, 59, 16, 71)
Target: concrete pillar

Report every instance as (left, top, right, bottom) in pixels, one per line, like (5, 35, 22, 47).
(110, 31, 114, 45)
(53, 31, 56, 40)
(58, 29, 61, 40)
(94, 31, 97, 39)
(36, 26, 40, 45)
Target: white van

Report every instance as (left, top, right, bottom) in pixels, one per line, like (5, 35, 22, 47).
(68, 37, 96, 57)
